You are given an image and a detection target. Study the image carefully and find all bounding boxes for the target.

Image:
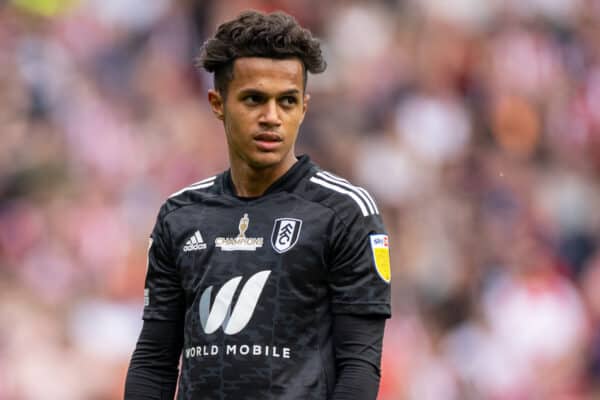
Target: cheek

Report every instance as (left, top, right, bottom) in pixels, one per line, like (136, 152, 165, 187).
(285, 112, 305, 130)
(224, 112, 257, 145)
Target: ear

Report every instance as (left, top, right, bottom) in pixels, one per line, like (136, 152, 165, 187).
(208, 90, 224, 121)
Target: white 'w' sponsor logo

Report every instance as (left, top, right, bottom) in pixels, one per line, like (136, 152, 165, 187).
(199, 270, 271, 335)
(309, 171, 379, 217)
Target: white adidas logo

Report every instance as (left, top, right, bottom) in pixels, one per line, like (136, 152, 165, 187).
(183, 230, 207, 252)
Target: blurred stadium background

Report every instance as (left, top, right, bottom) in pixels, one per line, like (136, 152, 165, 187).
(2, 0, 600, 398)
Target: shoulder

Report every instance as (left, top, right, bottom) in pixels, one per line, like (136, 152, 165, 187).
(167, 175, 219, 200)
(158, 174, 220, 218)
(303, 168, 380, 221)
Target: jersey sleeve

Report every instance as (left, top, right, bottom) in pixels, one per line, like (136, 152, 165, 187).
(142, 206, 185, 321)
(327, 209, 391, 318)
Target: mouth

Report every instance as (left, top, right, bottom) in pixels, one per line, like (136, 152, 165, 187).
(253, 132, 283, 151)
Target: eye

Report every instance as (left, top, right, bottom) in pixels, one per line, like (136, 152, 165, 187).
(280, 96, 298, 107)
(243, 95, 263, 105)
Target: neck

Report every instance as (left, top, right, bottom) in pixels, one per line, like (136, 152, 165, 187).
(230, 157, 298, 197)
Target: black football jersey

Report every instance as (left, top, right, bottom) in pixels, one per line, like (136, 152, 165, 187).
(142, 155, 391, 400)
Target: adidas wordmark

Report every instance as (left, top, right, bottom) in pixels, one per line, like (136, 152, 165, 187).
(184, 230, 207, 252)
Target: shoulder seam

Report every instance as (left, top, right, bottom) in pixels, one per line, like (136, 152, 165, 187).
(160, 201, 208, 221)
(168, 175, 217, 199)
(309, 172, 379, 217)
(317, 171, 379, 214)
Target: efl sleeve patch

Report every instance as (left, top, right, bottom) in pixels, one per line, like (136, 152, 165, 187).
(370, 234, 391, 283)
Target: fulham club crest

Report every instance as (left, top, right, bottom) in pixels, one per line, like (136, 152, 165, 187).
(271, 218, 302, 253)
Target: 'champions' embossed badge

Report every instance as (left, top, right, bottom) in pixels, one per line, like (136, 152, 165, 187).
(215, 214, 263, 251)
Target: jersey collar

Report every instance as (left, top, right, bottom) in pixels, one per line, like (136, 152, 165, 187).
(222, 155, 313, 198)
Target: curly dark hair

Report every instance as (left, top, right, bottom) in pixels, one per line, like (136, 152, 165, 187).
(197, 10, 326, 95)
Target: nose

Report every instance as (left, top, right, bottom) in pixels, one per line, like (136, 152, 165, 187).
(259, 100, 281, 126)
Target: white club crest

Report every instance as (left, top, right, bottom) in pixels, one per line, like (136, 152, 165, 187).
(271, 218, 302, 253)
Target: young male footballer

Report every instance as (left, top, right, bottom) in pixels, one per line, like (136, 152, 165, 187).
(124, 10, 391, 400)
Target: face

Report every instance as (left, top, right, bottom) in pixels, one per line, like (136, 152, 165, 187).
(208, 57, 309, 174)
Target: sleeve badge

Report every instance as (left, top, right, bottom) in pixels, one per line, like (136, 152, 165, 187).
(369, 234, 391, 283)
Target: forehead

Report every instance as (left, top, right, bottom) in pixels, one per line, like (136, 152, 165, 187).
(229, 57, 304, 93)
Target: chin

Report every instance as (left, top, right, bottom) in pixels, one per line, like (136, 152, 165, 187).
(247, 152, 285, 170)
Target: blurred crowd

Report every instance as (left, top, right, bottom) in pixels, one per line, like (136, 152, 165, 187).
(1, 0, 600, 398)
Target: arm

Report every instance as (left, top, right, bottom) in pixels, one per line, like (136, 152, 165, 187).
(125, 206, 186, 399)
(331, 314, 386, 400)
(124, 319, 183, 400)
(325, 191, 392, 399)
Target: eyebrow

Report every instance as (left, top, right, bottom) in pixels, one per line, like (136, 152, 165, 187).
(239, 88, 301, 96)
(279, 89, 301, 96)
